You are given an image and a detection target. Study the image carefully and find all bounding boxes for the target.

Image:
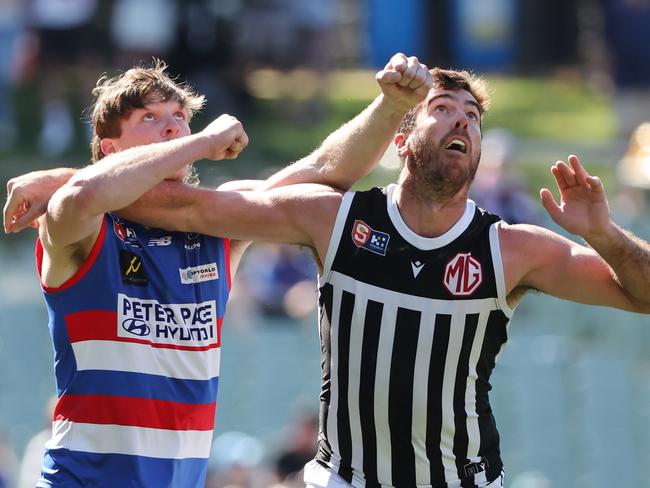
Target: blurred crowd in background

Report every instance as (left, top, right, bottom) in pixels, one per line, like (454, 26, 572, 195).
(1, 0, 650, 487)
(0, 0, 648, 156)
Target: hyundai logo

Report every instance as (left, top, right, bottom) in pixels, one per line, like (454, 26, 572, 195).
(121, 318, 151, 337)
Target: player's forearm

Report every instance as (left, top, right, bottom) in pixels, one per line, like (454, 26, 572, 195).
(117, 181, 200, 229)
(262, 94, 408, 191)
(55, 135, 211, 219)
(586, 222, 650, 312)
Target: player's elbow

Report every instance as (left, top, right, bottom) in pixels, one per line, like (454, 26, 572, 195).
(47, 180, 95, 224)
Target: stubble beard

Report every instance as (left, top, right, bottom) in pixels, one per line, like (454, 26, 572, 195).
(408, 133, 480, 202)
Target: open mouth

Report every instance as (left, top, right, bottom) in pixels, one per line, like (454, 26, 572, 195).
(445, 139, 467, 154)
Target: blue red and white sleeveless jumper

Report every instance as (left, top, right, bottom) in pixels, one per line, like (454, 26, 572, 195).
(35, 214, 231, 487)
(315, 185, 512, 488)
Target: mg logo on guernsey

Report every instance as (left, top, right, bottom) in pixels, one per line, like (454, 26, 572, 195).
(351, 220, 390, 256)
(444, 252, 483, 296)
(117, 293, 218, 347)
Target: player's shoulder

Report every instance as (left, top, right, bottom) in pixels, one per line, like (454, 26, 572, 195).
(497, 222, 580, 270)
(498, 222, 567, 245)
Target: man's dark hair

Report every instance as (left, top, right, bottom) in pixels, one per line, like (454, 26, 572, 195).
(398, 68, 491, 135)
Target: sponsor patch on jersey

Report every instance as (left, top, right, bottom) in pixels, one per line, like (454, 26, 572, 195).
(111, 216, 140, 248)
(464, 457, 489, 477)
(444, 252, 482, 296)
(119, 251, 148, 286)
(351, 220, 390, 256)
(117, 293, 219, 347)
(184, 233, 201, 250)
(179, 262, 219, 284)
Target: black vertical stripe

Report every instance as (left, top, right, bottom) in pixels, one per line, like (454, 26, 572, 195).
(359, 300, 383, 488)
(427, 314, 452, 485)
(317, 283, 334, 461)
(476, 311, 509, 481)
(336, 290, 355, 482)
(388, 307, 421, 487)
(453, 314, 479, 487)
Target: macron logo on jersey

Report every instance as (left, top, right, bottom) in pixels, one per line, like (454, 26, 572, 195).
(179, 263, 219, 284)
(352, 220, 390, 256)
(117, 293, 218, 347)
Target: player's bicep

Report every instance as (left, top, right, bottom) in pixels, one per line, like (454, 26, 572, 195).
(512, 225, 637, 310)
(45, 185, 104, 248)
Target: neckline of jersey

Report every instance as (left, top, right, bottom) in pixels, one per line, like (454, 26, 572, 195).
(385, 184, 476, 250)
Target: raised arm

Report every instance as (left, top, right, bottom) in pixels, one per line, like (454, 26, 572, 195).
(120, 53, 433, 227)
(260, 53, 432, 192)
(503, 155, 650, 313)
(44, 115, 246, 248)
(5, 53, 431, 235)
(3, 115, 247, 234)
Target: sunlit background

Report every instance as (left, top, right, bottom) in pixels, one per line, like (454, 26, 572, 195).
(1, 0, 650, 487)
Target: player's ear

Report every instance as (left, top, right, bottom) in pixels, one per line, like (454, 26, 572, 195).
(100, 138, 117, 156)
(394, 133, 412, 158)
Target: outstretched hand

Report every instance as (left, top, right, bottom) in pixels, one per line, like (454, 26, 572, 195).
(376, 53, 433, 113)
(539, 155, 611, 239)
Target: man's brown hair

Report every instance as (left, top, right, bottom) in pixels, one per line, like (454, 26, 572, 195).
(89, 60, 205, 162)
(398, 67, 491, 135)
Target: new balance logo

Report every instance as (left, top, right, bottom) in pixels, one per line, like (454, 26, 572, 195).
(148, 236, 173, 247)
(411, 260, 425, 278)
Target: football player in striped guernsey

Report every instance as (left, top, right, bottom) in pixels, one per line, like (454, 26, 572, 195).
(3, 54, 432, 487)
(21, 57, 649, 488)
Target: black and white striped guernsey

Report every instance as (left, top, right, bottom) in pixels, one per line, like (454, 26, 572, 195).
(315, 185, 514, 488)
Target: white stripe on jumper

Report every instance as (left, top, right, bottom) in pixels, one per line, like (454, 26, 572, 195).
(72, 340, 220, 381)
(465, 309, 491, 463)
(46, 419, 213, 459)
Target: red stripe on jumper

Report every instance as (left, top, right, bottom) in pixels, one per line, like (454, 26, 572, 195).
(223, 238, 232, 291)
(65, 310, 223, 350)
(55, 394, 216, 431)
(36, 217, 107, 293)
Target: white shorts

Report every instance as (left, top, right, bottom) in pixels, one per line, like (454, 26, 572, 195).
(303, 460, 505, 488)
(304, 460, 351, 488)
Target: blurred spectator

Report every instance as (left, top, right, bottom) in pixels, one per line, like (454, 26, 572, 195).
(110, 0, 178, 68)
(17, 396, 56, 488)
(0, 0, 21, 152)
(613, 121, 650, 225)
(271, 408, 318, 487)
(206, 431, 267, 488)
(167, 0, 251, 119)
(23, 0, 103, 156)
(617, 122, 650, 190)
(238, 0, 294, 69)
(290, 0, 334, 71)
(470, 128, 540, 224)
(237, 244, 317, 319)
(510, 471, 552, 488)
(0, 427, 17, 488)
(601, 0, 650, 139)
